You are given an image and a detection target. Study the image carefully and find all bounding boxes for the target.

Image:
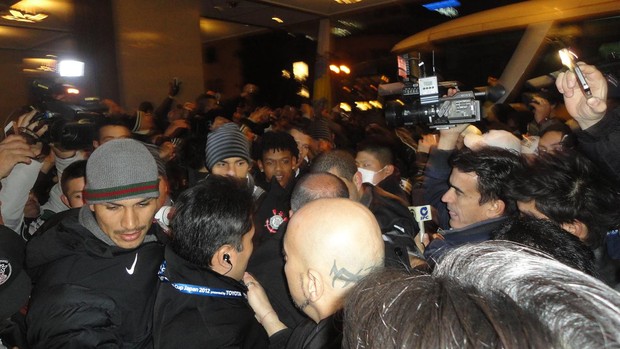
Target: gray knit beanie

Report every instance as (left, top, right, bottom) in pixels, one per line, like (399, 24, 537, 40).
(205, 123, 251, 170)
(309, 118, 332, 141)
(84, 139, 159, 204)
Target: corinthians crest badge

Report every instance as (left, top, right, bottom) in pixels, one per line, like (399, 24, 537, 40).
(0, 259, 12, 286)
(265, 209, 288, 233)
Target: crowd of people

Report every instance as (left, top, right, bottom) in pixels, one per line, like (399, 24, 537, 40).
(0, 61, 619, 348)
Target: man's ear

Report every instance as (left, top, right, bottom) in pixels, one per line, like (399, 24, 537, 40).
(486, 199, 505, 218)
(92, 140, 100, 149)
(211, 244, 235, 270)
(61, 195, 70, 208)
(291, 156, 298, 171)
(89, 204, 95, 212)
(562, 220, 588, 242)
(306, 269, 323, 303)
(353, 171, 363, 193)
(257, 160, 264, 172)
(384, 164, 395, 176)
(157, 176, 168, 208)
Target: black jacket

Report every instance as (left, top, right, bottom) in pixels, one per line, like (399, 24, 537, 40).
(423, 216, 510, 266)
(26, 209, 165, 349)
(576, 107, 620, 184)
(153, 247, 269, 349)
(270, 313, 343, 349)
(360, 184, 420, 268)
(253, 177, 295, 246)
(247, 221, 308, 329)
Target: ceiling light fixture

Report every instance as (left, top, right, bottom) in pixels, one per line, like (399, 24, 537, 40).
(2, 8, 47, 23)
(334, 0, 362, 4)
(271, 17, 284, 23)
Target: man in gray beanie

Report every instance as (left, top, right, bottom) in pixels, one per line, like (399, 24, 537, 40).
(26, 139, 166, 347)
(205, 123, 253, 178)
(205, 123, 265, 200)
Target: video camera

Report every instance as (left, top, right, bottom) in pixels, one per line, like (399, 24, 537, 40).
(379, 53, 504, 129)
(29, 80, 105, 150)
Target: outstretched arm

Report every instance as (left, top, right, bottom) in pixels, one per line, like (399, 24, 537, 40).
(243, 272, 288, 337)
(555, 62, 608, 130)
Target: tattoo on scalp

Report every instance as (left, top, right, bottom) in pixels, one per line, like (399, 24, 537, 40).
(329, 260, 369, 288)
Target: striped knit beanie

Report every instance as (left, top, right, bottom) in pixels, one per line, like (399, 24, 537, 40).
(205, 123, 250, 170)
(84, 139, 159, 204)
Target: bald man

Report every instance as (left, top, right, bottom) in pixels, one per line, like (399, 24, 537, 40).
(245, 172, 349, 330)
(244, 198, 384, 348)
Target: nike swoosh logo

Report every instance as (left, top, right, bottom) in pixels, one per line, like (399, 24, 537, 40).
(126, 253, 138, 275)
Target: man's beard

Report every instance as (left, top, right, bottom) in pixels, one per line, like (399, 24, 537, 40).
(294, 298, 311, 311)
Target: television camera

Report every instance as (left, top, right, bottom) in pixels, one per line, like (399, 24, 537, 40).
(380, 53, 504, 129)
(26, 80, 106, 150)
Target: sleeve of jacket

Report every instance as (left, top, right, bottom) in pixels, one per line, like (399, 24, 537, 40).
(576, 107, 620, 184)
(27, 284, 122, 349)
(0, 160, 43, 234)
(422, 148, 453, 229)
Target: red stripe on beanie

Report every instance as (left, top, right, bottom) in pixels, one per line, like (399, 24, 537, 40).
(85, 182, 158, 200)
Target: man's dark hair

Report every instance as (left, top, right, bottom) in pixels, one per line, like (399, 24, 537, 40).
(170, 175, 254, 268)
(506, 150, 620, 248)
(96, 115, 132, 138)
(492, 216, 596, 276)
(290, 172, 349, 212)
(285, 118, 312, 136)
(138, 101, 154, 113)
(60, 160, 87, 195)
(311, 149, 357, 181)
(450, 147, 523, 216)
(255, 131, 299, 160)
(539, 120, 576, 150)
(357, 138, 394, 166)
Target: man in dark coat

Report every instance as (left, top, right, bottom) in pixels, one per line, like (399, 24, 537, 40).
(26, 139, 165, 348)
(153, 175, 269, 348)
(243, 198, 385, 349)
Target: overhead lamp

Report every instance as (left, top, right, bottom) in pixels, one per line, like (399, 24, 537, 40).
(58, 60, 85, 77)
(271, 17, 284, 23)
(334, 0, 362, 4)
(2, 8, 48, 23)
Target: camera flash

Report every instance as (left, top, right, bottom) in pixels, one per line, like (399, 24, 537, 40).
(558, 49, 592, 99)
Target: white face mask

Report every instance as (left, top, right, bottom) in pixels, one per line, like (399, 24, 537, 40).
(357, 166, 386, 185)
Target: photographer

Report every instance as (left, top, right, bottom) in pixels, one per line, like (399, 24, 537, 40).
(0, 110, 47, 235)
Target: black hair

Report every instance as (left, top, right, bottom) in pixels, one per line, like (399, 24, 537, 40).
(290, 172, 349, 212)
(285, 118, 312, 136)
(505, 150, 620, 248)
(450, 147, 523, 216)
(170, 175, 254, 268)
(138, 101, 154, 113)
(96, 114, 132, 137)
(256, 131, 299, 160)
(539, 120, 576, 150)
(356, 138, 394, 166)
(60, 160, 87, 196)
(310, 149, 357, 181)
(492, 216, 596, 276)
